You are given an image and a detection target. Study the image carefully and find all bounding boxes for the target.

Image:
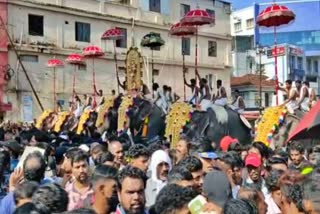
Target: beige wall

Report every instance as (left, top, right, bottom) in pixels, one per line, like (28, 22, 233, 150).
(5, 0, 232, 120)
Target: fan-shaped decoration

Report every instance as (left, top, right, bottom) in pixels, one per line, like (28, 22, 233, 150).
(36, 110, 54, 129)
(96, 97, 115, 128)
(117, 96, 134, 133)
(54, 111, 71, 132)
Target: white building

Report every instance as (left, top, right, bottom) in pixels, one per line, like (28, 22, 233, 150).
(1, 0, 232, 121)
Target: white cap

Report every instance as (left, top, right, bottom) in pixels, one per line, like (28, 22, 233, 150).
(79, 144, 90, 153)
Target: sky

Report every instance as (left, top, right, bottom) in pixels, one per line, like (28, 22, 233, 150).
(230, 0, 298, 10)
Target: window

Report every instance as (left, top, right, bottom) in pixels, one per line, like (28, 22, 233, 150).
(28, 14, 43, 36)
(307, 59, 312, 72)
(314, 60, 318, 73)
(153, 69, 159, 76)
(78, 64, 86, 71)
(290, 56, 296, 69)
(265, 93, 269, 107)
(180, 4, 190, 17)
(246, 18, 254, 29)
(297, 57, 303, 70)
(116, 28, 127, 48)
(75, 22, 90, 42)
(206, 9, 215, 25)
(208, 41, 217, 57)
(234, 22, 241, 32)
(20, 55, 38, 62)
(181, 38, 190, 55)
(149, 0, 161, 13)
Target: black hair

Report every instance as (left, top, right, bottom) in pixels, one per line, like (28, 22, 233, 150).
(223, 199, 258, 214)
(285, 79, 292, 85)
(0, 150, 10, 172)
(217, 79, 222, 85)
(13, 181, 39, 204)
(235, 89, 240, 93)
(33, 131, 50, 143)
(273, 150, 289, 162)
(155, 184, 198, 214)
(99, 152, 115, 164)
(91, 144, 107, 155)
(23, 151, 46, 183)
(190, 79, 196, 84)
(32, 183, 69, 213)
(220, 152, 244, 170)
(62, 208, 97, 214)
(152, 83, 159, 91)
(281, 184, 304, 212)
(295, 80, 302, 84)
(92, 165, 118, 187)
(71, 151, 89, 166)
(117, 166, 147, 190)
(177, 156, 202, 173)
(288, 141, 304, 154)
(13, 202, 40, 214)
(127, 144, 150, 159)
(251, 142, 272, 159)
(189, 137, 213, 155)
(266, 156, 288, 172)
(168, 166, 193, 184)
(147, 143, 164, 155)
(303, 81, 310, 87)
(65, 147, 82, 159)
(265, 170, 281, 192)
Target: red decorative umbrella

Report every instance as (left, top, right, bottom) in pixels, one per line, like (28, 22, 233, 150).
(170, 22, 196, 101)
(66, 54, 85, 101)
(287, 101, 320, 142)
(101, 28, 124, 94)
(257, 4, 295, 105)
(181, 9, 214, 103)
(47, 58, 64, 111)
(83, 45, 104, 108)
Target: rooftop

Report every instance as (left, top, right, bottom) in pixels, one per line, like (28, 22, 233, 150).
(231, 74, 276, 88)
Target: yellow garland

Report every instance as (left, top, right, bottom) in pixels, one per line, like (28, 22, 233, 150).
(96, 97, 115, 127)
(76, 109, 91, 134)
(255, 106, 287, 146)
(36, 109, 53, 129)
(54, 111, 71, 133)
(165, 102, 193, 148)
(117, 96, 133, 133)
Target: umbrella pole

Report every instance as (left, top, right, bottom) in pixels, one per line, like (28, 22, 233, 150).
(195, 26, 198, 104)
(274, 26, 279, 105)
(53, 68, 56, 112)
(92, 57, 96, 107)
(152, 48, 154, 87)
(73, 65, 76, 102)
(182, 49, 186, 101)
(113, 40, 120, 94)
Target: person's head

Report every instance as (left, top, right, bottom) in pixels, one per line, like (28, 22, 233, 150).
(217, 79, 222, 88)
(176, 136, 191, 163)
(303, 81, 310, 87)
(14, 181, 39, 207)
(237, 188, 267, 214)
(265, 170, 282, 208)
(295, 80, 302, 89)
(63, 208, 97, 214)
(218, 152, 244, 185)
(220, 136, 240, 153)
(149, 150, 171, 182)
(245, 153, 262, 182)
(288, 142, 304, 166)
(0, 139, 22, 159)
(0, 150, 10, 173)
(266, 156, 288, 173)
(23, 151, 47, 183)
(117, 166, 147, 214)
(249, 141, 271, 162)
(92, 165, 118, 212)
(190, 79, 196, 86)
(163, 85, 168, 92)
(109, 140, 124, 165)
(99, 89, 103, 96)
(127, 144, 150, 173)
(168, 166, 194, 188)
(111, 90, 116, 95)
(168, 87, 172, 92)
(203, 170, 232, 207)
(285, 79, 293, 89)
(234, 89, 240, 97)
(177, 156, 203, 193)
(200, 78, 207, 86)
(32, 183, 68, 213)
(71, 151, 89, 184)
(223, 199, 258, 214)
(152, 83, 159, 91)
(60, 147, 82, 176)
(91, 144, 107, 165)
(197, 152, 217, 173)
(155, 184, 198, 214)
(99, 151, 118, 168)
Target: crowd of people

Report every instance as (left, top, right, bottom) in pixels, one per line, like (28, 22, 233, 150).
(0, 120, 320, 214)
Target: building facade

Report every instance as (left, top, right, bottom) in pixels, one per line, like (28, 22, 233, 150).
(0, 0, 232, 121)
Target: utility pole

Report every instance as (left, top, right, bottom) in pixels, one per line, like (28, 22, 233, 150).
(256, 45, 266, 113)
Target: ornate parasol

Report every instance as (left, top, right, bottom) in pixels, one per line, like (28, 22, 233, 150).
(141, 32, 165, 86)
(181, 9, 214, 103)
(83, 45, 104, 107)
(170, 22, 196, 101)
(47, 58, 64, 111)
(66, 53, 85, 101)
(101, 28, 124, 94)
(256, 4, 295, 105)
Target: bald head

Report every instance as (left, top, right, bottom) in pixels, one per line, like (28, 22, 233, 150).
(23, 152, 46, 183)
(108, 141, 124, 165)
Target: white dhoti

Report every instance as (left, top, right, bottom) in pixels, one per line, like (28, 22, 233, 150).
(229, 105, 244, 114)
(214, 97, 228, 106)
(300, 98, 310, 112)
(286, 100, 298, 114)
(200, 99, 212, 111)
